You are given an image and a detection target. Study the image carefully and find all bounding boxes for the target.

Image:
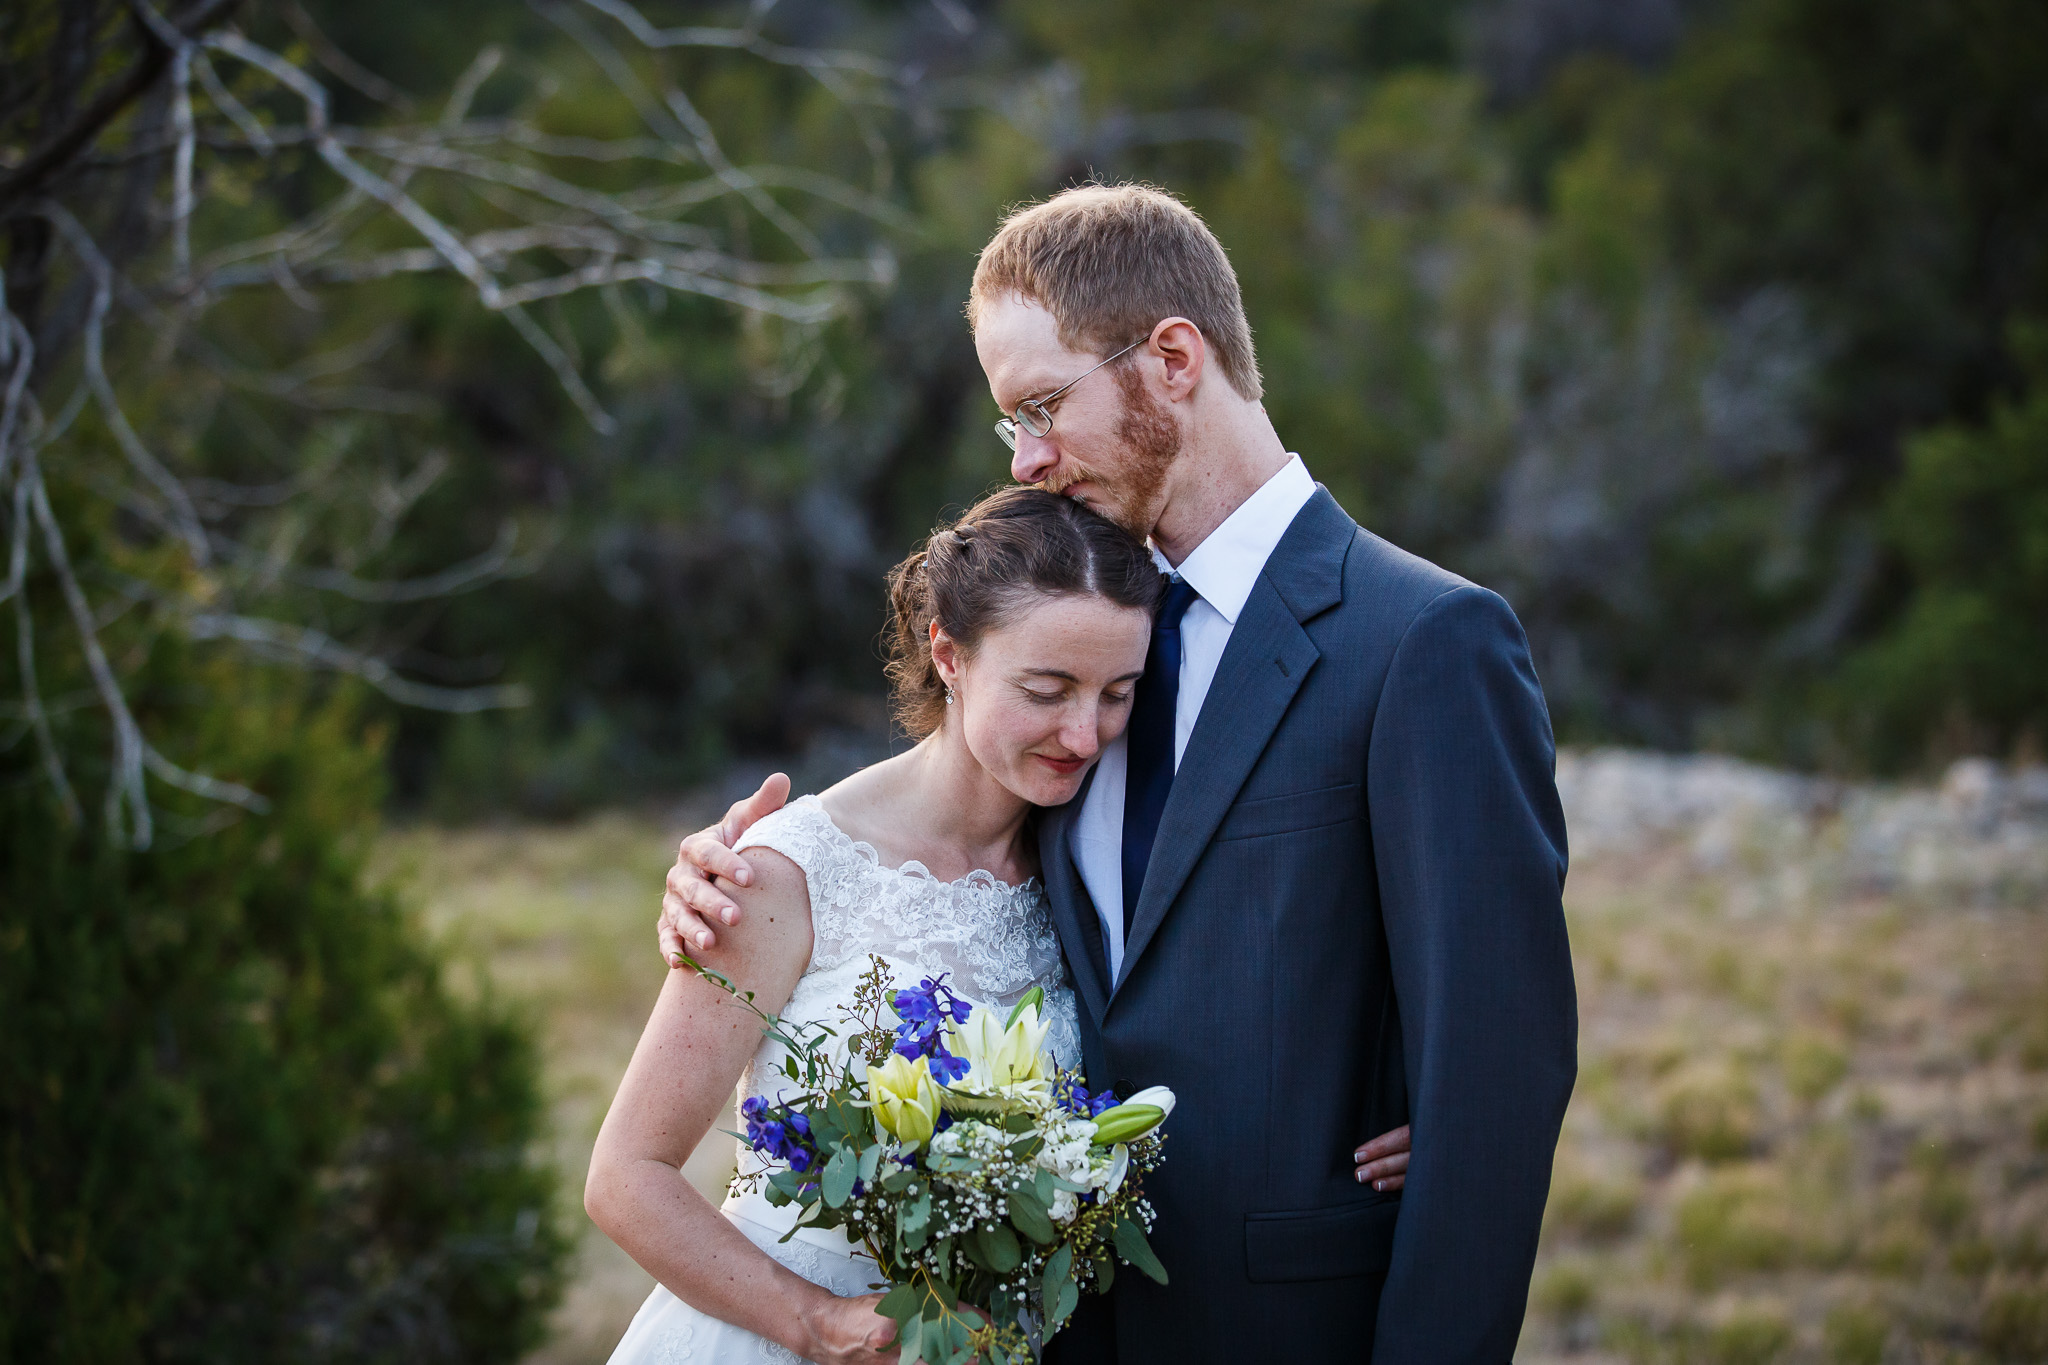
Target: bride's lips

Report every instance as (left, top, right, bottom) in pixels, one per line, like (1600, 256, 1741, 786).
(1034, 753, 1088, 777)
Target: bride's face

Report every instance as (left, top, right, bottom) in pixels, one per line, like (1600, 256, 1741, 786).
(932, 590, 1151, 808)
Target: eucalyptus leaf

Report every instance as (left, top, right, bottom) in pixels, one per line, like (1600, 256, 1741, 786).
(1039, 1245, 1073, 1326)
(822, 1147, 857, 1207)
(976, 1222, 1022, 1273)
(1006, 1185, 1055, 1245)
(877, 1282, 920, 1323)
(1114, 1216, 1169, 1285)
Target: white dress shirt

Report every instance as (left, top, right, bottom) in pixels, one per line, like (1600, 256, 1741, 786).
(1070, 454, 1317, 982)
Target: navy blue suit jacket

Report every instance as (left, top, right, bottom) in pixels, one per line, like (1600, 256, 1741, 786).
(1040, 488, 1576, 1362)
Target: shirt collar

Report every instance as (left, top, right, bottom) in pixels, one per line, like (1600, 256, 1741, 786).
(1152, 455, 1315, 626)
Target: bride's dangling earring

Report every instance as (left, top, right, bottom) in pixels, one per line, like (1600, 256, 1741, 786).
(945, 687, 956, 706)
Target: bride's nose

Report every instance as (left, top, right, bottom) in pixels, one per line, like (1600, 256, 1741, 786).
(1057, 709, 1101, 761)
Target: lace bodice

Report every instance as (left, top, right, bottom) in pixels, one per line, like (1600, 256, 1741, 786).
(734, 796, 1080, 1111)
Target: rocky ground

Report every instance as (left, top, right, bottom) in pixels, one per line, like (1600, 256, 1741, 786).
(386, 749, 2048, 1365)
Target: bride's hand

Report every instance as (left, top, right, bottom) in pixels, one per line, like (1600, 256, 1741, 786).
(1354, 1124, 1411, 1191)
(796, 1290, 900, 1365)
(658, 772, 791, 960)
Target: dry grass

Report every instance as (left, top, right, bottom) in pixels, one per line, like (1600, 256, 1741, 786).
(382, 808, 2048, 1365)
(1525, 850, 2048, 1365)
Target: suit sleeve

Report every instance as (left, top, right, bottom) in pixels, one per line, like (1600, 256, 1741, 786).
(1367, 584, 1577, 1363)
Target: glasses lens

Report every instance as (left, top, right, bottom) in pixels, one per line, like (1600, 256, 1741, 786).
(994, 418, 1018, 451)
(1016, 401, 1053, 438)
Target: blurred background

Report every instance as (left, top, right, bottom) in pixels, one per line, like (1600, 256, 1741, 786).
(2, 0, 2044, 1361)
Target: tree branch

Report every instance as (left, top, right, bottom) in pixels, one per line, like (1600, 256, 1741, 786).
(0, 0, 244, 214)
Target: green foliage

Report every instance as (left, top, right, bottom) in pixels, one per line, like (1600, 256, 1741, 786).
(0, 667, 566, 1361)
(1837, 323, 2048, 766)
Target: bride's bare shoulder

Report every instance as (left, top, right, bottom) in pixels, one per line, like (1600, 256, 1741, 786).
(815, 750, 918, 849)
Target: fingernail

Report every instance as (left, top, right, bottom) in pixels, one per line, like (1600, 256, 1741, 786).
(1353, 1150, 1367, 1162)
(1356, 1169, 1367, 1182)
(722, 909, 738, 925)
(669, 954, 683, 968)
(1375, 1180, 1387, 1191)
(735, 872, 750, 886)
(696, 933, 712, 949)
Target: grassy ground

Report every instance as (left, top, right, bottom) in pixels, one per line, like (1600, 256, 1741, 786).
(384, 807, 2048, 1365)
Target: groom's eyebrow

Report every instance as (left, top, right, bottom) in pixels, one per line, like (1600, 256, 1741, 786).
(1004, 369, 1065, 407)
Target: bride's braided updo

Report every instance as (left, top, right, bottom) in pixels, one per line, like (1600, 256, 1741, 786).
(885, 487, 1164, 740)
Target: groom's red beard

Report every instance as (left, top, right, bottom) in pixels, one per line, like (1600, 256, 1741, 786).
(1035, 363, 1181, 537)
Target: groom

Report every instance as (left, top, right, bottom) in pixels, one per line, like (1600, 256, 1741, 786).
(661, 185, 1576, 1361)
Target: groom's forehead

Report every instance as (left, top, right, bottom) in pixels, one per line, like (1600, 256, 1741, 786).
(975, 298, 1094, 399)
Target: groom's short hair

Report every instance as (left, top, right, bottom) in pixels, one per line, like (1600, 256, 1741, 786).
(969, 183, 1263, 402)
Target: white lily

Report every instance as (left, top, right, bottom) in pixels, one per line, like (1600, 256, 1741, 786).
(1100, 1142, 1131, 1196)
(946, 1001, 1054, 1096)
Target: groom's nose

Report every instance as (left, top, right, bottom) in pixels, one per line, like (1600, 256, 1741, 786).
(1010, 431, 1059, 486)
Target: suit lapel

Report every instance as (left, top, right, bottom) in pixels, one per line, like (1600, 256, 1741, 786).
(1112, 488, 1356, 997)
(1039, 770, 1110, 1027)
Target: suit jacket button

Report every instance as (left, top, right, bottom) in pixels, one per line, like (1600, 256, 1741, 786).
(1115, 1077, 1135, 1097)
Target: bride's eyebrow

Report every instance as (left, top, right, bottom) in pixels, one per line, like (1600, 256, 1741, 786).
(1016, 667, 1145, 685)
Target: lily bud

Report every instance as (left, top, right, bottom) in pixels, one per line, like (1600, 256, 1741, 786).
(1090, 1102, 1167, 1145)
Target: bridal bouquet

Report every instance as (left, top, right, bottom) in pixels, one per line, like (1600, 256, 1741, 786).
(690, 955, 1171, 1365)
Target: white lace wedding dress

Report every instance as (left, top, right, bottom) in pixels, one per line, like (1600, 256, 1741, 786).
(606, 795, 1081, 1365)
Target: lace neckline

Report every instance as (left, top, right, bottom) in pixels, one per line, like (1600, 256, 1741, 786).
(790, 795, 1043, 896)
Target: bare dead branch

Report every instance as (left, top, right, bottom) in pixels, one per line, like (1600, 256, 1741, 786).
(186, 611, 535, 712)
(44, 205, 213, 567)
(6, 0, 906, 836)
(24, 456, 150, 846)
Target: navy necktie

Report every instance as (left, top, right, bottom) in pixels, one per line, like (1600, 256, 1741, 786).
(1122, 577, 1200, 938)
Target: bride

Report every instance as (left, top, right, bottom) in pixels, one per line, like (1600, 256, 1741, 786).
(585, 487, 1159, 1364)
(585, 487, 1410, 1364)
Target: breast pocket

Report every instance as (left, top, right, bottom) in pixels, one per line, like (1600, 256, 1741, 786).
(1213, 781, 1361, 843)
(1244, 1194, 1400, 1282)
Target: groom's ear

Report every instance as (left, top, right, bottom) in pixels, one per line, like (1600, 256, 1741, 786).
(1150, 317, 1207, 401)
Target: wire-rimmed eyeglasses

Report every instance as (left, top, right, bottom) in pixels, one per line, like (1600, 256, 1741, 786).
(993, 337, 1147, 451)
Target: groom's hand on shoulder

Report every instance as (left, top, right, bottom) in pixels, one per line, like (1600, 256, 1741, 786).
(658, 773, 791, 963)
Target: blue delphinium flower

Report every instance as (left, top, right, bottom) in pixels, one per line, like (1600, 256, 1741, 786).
(741, 1095, 816, 1172)
(1060, 1080, 1120, 1118)
(891, 973, 973, 1083)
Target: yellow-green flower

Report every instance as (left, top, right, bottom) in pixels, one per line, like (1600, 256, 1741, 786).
(949, 1001, 1054, 1093)
(868, 1053, 942, 1148)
